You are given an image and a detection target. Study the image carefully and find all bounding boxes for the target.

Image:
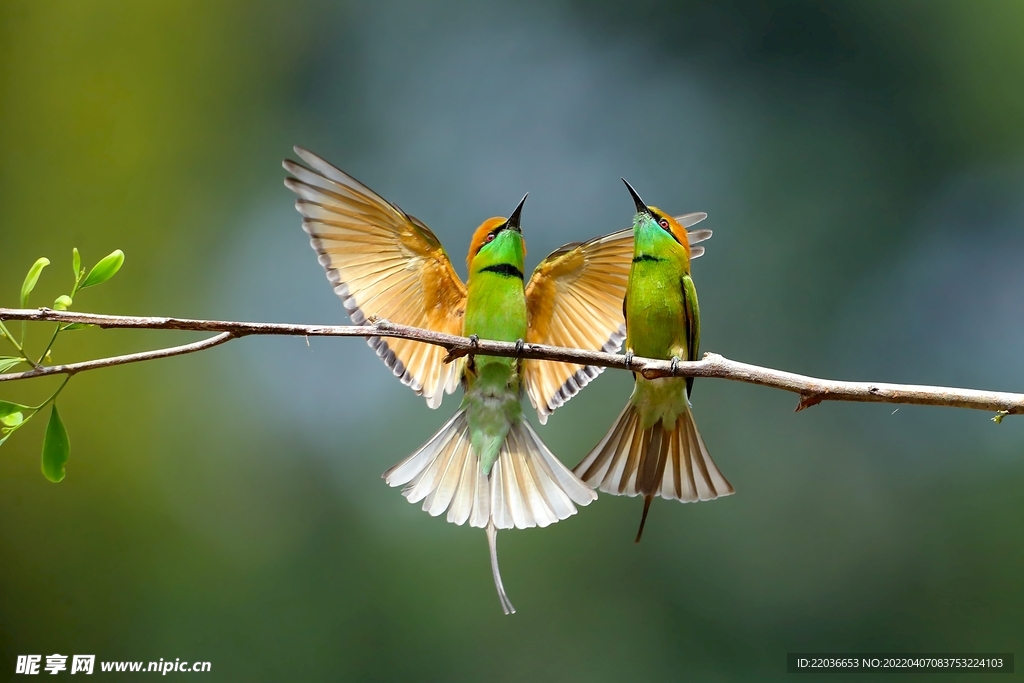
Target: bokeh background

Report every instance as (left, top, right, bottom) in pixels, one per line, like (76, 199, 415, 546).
(2, 1, 1023, 680)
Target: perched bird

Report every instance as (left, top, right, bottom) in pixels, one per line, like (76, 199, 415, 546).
(283, 149, 715, 612)
(573, 180, 733, 543)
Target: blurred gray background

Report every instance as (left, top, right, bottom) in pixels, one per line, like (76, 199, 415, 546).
(2, 1, 1022, 680)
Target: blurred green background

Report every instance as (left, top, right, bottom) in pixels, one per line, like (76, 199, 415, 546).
(2, 1, 1023, 680)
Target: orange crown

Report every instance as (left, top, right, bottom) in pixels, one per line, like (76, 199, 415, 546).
(467, 216, 515, 270)
(649, 206, 691, 256)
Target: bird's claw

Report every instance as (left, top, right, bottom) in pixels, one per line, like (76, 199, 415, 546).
(624, 350, 634, 369)
(670, 356, 681, 374)
(468, 334, 480, 349)
(513, 338, 525, 356)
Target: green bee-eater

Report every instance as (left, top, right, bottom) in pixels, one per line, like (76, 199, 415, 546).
(574, 179, 733, 543)
(284, 149, 709, 612)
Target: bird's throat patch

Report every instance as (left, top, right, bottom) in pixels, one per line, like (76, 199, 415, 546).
(480, 263, 525, 279)
(632, 254, 664, 263)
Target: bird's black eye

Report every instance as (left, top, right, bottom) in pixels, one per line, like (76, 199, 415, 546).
(486, 233, 496, 242)
(658, 218, 670, 229)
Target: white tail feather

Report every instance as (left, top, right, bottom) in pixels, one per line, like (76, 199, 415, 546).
(383, 409, 596, 611)
(574, 402, 733, 541)
(487, 520, 515, 614)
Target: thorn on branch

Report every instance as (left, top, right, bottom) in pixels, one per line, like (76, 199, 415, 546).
(442, 349, 463, 364)
(443, 334, 479, 365)
(796, 393, 825, 412)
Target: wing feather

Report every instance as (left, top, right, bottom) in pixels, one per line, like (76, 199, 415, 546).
(523, 231, 631, 424)
(284, 147, 467, 408)
(681, 273, 701, 398)
(523, 220, 712, 423)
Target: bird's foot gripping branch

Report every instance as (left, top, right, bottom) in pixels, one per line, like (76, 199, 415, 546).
(2, 251, 1022, 484)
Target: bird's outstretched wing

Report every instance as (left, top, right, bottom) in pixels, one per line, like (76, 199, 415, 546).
(284, 147, 467, 408)
(523, 214, 710, 423)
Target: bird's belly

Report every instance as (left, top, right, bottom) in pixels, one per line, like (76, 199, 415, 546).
(626, 285, 685, 360)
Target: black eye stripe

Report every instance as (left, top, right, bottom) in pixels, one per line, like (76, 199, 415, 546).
(652, 214, 682, 244)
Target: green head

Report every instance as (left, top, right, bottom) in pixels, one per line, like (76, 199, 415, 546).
(466, 194, 528, 278)
(622, 178, 693, 262)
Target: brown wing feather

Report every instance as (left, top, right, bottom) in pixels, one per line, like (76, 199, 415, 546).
(523, 230, 633, 424)
(283, 147, 466, 408)
(523, 220, 712, 423)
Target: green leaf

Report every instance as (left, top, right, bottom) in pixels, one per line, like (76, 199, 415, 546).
(0, 400, 30, 418)
(20, 257, 50, 307)
(60, 323, 97, 331)
(53, 295, 73, 311)
(0, 357, 23, 373)
(41, 404, 70, 482)
(72, 247, 82, 282)
(1, 411, 23, 427)
(79, 249, 124, 289)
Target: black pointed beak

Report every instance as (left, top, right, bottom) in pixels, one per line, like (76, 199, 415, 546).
(621, 178, 651, 215)
(505, 193, 528, 232)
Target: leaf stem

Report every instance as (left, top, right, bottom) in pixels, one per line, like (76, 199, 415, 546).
(35, 281, 80, 366)
(0, 376, 69, 448)
(33, 376, 72, 412)
(36, 325, 62, 366)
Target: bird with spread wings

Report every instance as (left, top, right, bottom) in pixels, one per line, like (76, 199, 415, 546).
(284, 147, 710, 612)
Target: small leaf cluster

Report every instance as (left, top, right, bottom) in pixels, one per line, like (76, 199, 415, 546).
(1, 248, 125, 481)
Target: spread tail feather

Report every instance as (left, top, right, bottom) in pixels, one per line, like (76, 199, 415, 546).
(383, 409, 596, 613)
(573, 403, 733, 540)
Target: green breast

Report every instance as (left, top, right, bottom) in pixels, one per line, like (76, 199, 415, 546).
(625, 257, 687, 361)
(463, 266, 528, 383)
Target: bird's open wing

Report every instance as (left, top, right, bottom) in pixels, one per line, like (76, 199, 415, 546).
(523, 230, 632, 424)
(522, 216, 711, 424)
(284, 147, 467, 408)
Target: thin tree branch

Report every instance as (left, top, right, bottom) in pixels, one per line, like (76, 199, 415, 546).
(0, 307, 1021, 417)
(0, 329, 236, 381)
